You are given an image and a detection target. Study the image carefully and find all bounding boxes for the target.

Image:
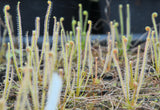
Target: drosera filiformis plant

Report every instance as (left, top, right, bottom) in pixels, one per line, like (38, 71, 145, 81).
(71, 3, 89, 50)
(116, 4, 132, 56)
(4, 4, 21, 81)
(17, 1, 23, 78)
(113, 26, 151, 109)
(2, 1, 63, 109)
(100, 4, 133, 78)
(150, 12, 160, 77)
(0, 0, 160, 109)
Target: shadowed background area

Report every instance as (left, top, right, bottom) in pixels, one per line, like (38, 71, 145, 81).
(0, 0, 160, 36)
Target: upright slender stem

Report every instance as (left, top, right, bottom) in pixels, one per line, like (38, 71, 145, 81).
(119, 4, 124, 37)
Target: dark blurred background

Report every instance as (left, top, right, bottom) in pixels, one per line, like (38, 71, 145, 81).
(0, 0, 160, 36)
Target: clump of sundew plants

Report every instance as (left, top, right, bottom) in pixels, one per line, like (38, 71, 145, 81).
(0, 1, 160, 110)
